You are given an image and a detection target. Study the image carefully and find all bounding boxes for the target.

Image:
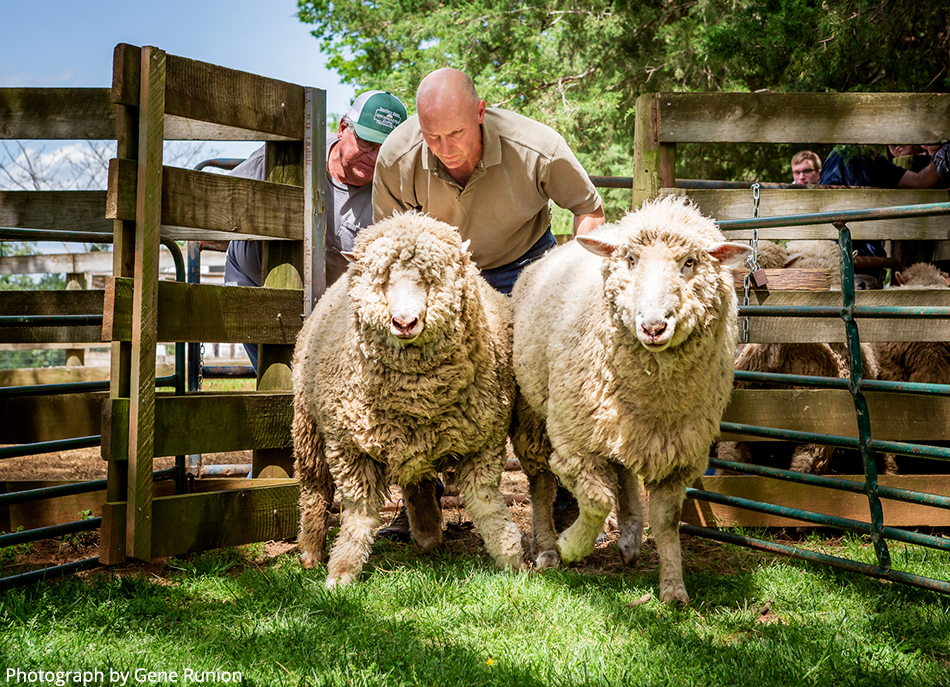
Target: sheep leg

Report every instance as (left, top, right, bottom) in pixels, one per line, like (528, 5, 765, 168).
(325, 457, 387, 589)
(612, 463, 643, 566)
(647, 477, 690, 604)
(404, 478, 443, 550)
(553, 453, 615, 564)
(456, 453, 523, 572)
(292, 402, 334, 568)
(525, 468, 559, 568)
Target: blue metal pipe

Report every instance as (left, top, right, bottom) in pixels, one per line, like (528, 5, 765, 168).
(0, 436, 100, 461)
(0, 557, 100, 591)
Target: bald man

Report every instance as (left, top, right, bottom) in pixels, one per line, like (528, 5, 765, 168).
(373, 68, 604, 294)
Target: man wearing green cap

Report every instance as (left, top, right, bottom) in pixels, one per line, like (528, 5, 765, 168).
(223, 90, 408, 370)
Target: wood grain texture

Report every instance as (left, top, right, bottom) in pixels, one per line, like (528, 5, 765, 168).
(0, 392, 106, 443)
(112, 43, 304, 140)
(656, 92, 950, 144)
(102, 277, 303, 344)
(0, 191, 111, 233)
(0, 88, 115, 140)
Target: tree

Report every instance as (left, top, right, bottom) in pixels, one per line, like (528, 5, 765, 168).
(297, 0, 950, 207)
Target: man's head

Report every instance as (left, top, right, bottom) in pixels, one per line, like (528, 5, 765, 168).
(791, 150, 821, 185)
(416, 68, 486, 178)
(334, 90, 408, 186)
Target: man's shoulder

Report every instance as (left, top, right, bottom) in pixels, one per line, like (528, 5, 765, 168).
(486, 108, 565, 160)
(378, 115, 426, 166)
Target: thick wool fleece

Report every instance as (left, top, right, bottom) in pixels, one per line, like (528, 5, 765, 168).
(291, 212, 522, 587)
(511, 195, 744, 604)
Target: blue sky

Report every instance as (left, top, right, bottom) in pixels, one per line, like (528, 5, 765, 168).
(2, 0, 357, 160)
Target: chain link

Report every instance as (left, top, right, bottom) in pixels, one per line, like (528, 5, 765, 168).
(198, 342, 205, 391)
(741, 183, 762, 344)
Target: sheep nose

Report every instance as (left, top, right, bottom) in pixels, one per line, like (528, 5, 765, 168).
(640, 321, 667, 341)
(392, 315, 419, 335)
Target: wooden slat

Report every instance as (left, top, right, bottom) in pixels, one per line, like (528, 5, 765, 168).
(722, 389, 950, 442)
(102, 277, 303, 343)
(0, 392, 105, 443)
(684, 475, 950, 528)
(730, 269, 830, 291)
(0, 191, 111, 233)
(0, 289, 103, 316)
(632, 93, 674, 209)
(103, 392, 293, 460)
(740, 289, 950, 343)
(657, 92, 950, 144)
(112, 44, 304, 141)
(125, 45, 166, 561)
(150, 483, 299, 557)
(0, 248, 221, 275)
(0, 363, 172, 387)
(0, 88, 115, 140)
(107, 158, 304, 240)
(666, 188, 950, 240)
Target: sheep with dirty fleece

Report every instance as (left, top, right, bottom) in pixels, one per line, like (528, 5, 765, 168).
(874, 262, 950, 473)
(291, 211, 522, 588)
(511, 195, 752, 603)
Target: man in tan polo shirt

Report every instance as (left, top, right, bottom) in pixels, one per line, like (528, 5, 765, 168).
(373, 67, 605, 294)
(373, 68, 603, 541)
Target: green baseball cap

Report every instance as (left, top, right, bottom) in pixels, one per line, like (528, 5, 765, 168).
(346, 90, 408, 144)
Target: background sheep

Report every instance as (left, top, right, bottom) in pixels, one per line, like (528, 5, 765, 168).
(292, 211, 522, 588)
(874, 262, 950, 473)
(511, 195, 752, 604)
(719, 238, 891, 475)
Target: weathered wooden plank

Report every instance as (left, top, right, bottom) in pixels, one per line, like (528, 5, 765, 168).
(103, 392, 293, 460)
(112, 44, 304, 141)
(632, 93, 675, 208)
(683, 475, 950, 528)
(722, 389, 950, 442)
(0, 364, 172, 387)
(0, 191, 112, 234)
(740, 289, 950, 343)
(107, 158, 304, 240)
(102, 277, 303, 343)
(125, 45, 166, 561)
(657, 92, 950, 144)
(0, 392, 105, 443)
(150, 483, 299, 557)
(664, 188, 950, 240)
(730, 269, 830, 291)
(0, 289, 103, 316)
(0, 248, 222, 275)
(0, 88, 116, 140)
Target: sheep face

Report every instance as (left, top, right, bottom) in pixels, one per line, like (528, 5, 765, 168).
(345, 220, 469, 349)
(578, 221, 751, 352)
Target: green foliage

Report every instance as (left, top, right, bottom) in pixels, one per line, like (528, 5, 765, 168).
(296, 0, 950, 195)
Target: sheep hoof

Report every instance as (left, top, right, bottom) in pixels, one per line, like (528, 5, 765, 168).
(300, 551, 316, 569)
(535, 551, 560, 569)
(619, 548, 640, 567)
(659, 583, 690, 605)
(325, 572, 356, 589)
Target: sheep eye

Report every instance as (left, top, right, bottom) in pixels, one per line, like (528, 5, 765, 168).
(683, 257, 696, 269)
(626, 254, 637, 267)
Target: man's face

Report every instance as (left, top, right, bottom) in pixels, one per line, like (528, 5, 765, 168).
(418, 99, 486, 173)
(335, 123, 381, 186)
(792, 159, 820, 185)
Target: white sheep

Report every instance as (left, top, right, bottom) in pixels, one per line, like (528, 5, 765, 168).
(511, 195, 752, 604)
(874, 262, 950, 473)
(291, 211, 522, 588)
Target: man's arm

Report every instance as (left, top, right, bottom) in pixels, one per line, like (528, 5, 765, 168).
(898, 162, 943, 189)
(574, 204, 606, 237)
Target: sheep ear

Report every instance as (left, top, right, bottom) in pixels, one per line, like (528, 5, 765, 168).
(342, 251, 358, 264)
(894, 270, 906, 286)
(460, 239, 471, 254)
(577, 234, 618, 258)
(784, 254, 802, 268)
(707, 242, 754, 267)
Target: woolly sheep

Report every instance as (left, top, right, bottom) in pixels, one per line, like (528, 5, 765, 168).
(291, 211, 522, 588)
(511, 195, 752, 604)
(874, 262, 950, 472)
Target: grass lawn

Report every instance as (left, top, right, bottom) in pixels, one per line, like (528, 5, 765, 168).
(1, 525, 948, 687)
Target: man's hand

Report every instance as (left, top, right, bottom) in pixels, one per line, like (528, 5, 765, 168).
(573, 204, 606, 237)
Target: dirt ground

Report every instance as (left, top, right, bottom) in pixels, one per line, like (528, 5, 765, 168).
(1, 445, 749, 584)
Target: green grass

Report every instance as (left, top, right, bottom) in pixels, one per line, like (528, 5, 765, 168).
(1, 532, 949, 687)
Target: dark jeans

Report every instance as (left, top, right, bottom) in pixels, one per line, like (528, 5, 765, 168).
(480, 229, 558, 295)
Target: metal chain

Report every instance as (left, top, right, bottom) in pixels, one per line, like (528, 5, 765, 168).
(741, 183, 762, 344)
(198, 342, 205, 391)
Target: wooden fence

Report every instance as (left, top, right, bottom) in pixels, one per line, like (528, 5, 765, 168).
(631, 92, 950, 527)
